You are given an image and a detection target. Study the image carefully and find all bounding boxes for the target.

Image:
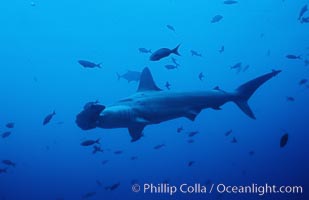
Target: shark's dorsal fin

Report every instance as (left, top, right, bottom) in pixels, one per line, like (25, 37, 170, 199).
(137, 67, 162, 92)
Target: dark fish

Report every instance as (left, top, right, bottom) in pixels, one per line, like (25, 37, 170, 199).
(301, 16, 309, 23)
(188, 131, 199, 137)
(299, 79, 308, 85)
(286, 54, 301, 59)
(83, 100, 99, 110)
(0, 168, 7, 174)
(188, 161, 195, 167)
(1, 131, 11, 139)
(138, 48, 152, 53)
(5, 122, 14, 129)
(191, 50, 202, 57)
(165, 81, 171, 90)
(78, 60, 101, 68)
(230, 62, 242, 69)
(243, 65, 250, 72)
(280, 133, 289, 148)
(187, 139, 195, 144)
(166, 24, 175, 32)
(105, 183, 120, 191)
(224, 129, 233, 136)
(219, 46, 225, 53)
(198, 72, 205, 81)
(223, 0, 238, 4)
(82, 192, 96, 199)
(177, 126, 184, 133)
(298, 5, 308, 20)
(2, 160, 16, 167)
(211, 15, 223, 23)
(286, 96, 295, 102)
(164, 65, 178, 70)
(150, 44, 180, 61)
(102, 160, 109, 165)
(43, 111, 56, 125)
(117, 70, 141, 83)
(231, 137, 238, 143)
(92, 145, 103, 154)
(249, 150, 255, 156)
(171, 57, 180, 67)
(154, 144, 165, 150)
(114, 150, 123, 155)
(80, 139, 100, 146)
(130, 156, 138, 160)
(96, 180, 102, 186)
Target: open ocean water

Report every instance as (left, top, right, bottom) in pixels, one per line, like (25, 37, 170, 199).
(0, 0, 308, 200)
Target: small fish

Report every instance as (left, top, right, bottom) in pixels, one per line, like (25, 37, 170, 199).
(43, 111, 56, 125)
(1, 131, 11, 139)
(198, 72, 205, 81)
(188, 131, 199, 137)
(301, 16, 309, 23)
(230, 62, 242, 69)
(5, 122, 14, 129)
(164, 65, 178, 70)
(117, 70, 141, 83)
(286, 96, 295, 102)
(78, 60, 101, 68)
(165, 81, 171, 90)
(280, 133, 289, 148)
(177, 126, 184, 133)
(150, 44, 181, 61)
(187, 139, 195, 144)
(102, 160, 109, 165)
(114, 150, 123, 155)
(154, 144, 165, 150)
(105, 183, 120, 191)
(82, 192, 96, 199)
(286, 54, 301, 60)
(219, 46, 225, 53)
(2, 160, 16, 167)
(80, 139, 100, 146)
(223, 0, 238, 4)
(171, 57, 180, 67)
(191, 50, 202, 57)
(231, 137, 238, 143)
(242, 65, 250, 72)
(224, 129, 233, 136)
(130, 156, 138, 160)
(299, 79, 308, 85)
(298, 5, 308, 20)
(92, 145, 103, 154)
(249, 150, 255, 156)
(188, 161, 195, 167)
(166, 24, 175, 32)
(138, 48, 152, 53)
(0, 168, 8, 174)
(211, 15, 223, 23)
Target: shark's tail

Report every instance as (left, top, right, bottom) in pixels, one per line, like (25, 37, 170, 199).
(233, 70, 281, 119)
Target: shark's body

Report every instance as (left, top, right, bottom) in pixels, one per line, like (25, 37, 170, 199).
(76, 67, 280, 142)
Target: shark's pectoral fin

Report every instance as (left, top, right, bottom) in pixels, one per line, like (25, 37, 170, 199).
(128, 125, 145, 142)
(185, 108, 202, 121)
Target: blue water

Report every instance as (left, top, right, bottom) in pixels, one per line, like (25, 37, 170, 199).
(0, 0, 308, 199)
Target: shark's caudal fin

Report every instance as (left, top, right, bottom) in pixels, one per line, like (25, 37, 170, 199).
(234, 70, 281, 119)
(137, 67, 162, 92)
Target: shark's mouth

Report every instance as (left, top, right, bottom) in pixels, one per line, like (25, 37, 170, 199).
(75, 104, 105, 130)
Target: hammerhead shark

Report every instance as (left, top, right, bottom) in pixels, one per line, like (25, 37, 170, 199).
(76, 67, 281, 142)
